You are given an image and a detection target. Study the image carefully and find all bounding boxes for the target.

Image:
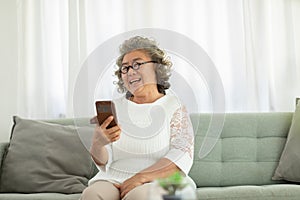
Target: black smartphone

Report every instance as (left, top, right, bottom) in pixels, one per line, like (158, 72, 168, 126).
(95, 100, 117, 128)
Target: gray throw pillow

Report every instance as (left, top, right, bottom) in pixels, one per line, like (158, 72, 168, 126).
(272, 102, 300, 182)
(0, 116, 96, 193)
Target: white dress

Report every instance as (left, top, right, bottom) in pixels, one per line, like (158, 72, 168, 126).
(89, 93, 195, 187)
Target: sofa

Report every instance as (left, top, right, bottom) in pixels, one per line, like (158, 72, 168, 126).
(0, 111, 299, 200)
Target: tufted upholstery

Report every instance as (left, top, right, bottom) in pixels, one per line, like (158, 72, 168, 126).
(1, 113, 299, 200)
(189, 112, 293, 187)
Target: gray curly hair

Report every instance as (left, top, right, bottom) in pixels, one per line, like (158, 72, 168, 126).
(114, 36, 172, 98)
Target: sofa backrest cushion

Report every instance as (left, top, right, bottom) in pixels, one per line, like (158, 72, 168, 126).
(0, 116, 97, 193)
(189, 112, 292, 187)
(273, 102, 300, 182)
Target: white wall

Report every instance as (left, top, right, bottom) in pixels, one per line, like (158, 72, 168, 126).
(0, 0, 18, 142)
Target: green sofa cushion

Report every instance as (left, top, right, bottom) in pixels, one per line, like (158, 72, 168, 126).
(189, 113, 292, 187)
(0, 193, 81, 200)
(0, 116, 95, 193)
(197, 184, 300, 200)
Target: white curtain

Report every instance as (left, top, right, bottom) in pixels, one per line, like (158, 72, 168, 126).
(16, 0, 69, 118)
(16, 0, 300, 119)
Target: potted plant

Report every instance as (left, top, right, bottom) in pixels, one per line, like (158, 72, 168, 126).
(158, 171, 188, 200)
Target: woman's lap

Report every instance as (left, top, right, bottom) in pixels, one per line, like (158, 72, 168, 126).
(80, 181, 162, 200)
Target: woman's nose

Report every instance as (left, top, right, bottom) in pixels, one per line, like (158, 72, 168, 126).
(127, 67, 136, 75)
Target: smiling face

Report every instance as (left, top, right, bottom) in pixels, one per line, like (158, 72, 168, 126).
(121, 50, 158, 95)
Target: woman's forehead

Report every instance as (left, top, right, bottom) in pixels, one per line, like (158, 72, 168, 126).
(122, 50, 150, 63)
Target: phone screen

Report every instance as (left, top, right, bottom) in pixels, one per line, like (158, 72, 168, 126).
(95, 101, 117, 128)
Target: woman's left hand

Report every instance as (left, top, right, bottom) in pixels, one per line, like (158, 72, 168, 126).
(116, 174, 148, 198)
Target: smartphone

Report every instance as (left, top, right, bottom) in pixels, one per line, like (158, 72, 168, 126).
(95, 100, 117, 128)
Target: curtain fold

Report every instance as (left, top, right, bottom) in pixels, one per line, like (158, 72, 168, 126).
(17, 0, 68, 118)
(16, 0, 300, 118)
(242, 0, 300, 111)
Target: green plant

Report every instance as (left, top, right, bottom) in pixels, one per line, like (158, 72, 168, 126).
(158, 171, 188, 195)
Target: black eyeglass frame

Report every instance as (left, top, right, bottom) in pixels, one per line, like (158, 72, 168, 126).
(120, 61, 158, 74)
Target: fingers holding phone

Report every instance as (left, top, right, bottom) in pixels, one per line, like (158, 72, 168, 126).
(102, 116, 121, 142)
(94, 116, 121, 145)
(92, 100, 121, 145)
(105, 123, 121, 142)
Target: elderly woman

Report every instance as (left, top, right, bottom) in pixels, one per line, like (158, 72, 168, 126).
(80, 36, 195, 200)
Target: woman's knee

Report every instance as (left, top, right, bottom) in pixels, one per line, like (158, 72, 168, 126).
(80, 181, 119, 200)
(80, 186, 101, 200)
(123, 183, 151, 200)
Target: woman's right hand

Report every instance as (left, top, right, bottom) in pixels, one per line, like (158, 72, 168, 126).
(92, 116, 121, 146)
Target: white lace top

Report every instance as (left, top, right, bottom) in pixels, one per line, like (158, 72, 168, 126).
(89, 93, 194, 185)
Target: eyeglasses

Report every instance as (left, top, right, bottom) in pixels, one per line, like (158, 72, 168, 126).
(120, 61, 157, 74)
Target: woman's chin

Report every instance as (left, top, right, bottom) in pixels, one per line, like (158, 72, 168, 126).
(131, 85, 144, 95)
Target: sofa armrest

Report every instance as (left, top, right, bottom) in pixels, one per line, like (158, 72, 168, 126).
(0, 142, 9, 170)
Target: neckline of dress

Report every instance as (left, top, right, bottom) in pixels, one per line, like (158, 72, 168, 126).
(126, 93, 169, 106)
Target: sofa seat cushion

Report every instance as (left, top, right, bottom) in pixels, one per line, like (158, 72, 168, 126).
(0, 193, 81, 200)
(197, 184, 300, 200)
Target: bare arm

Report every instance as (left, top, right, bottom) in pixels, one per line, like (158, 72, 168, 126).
(138, 158, 180, 181)
(89, 116, 121, 166)
(90, 140, 108, 166)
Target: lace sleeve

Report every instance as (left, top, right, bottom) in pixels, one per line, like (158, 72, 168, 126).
(170, 106, 194, 159)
